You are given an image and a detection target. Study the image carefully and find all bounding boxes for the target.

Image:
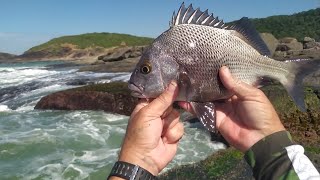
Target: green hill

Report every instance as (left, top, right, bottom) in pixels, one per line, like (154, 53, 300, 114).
(26, 8, 319, 55)
(251, 8, 320, 41)
(27, 32, 154, 53)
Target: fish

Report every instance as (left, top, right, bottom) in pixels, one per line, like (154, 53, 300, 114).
(128, 3, 320, 132)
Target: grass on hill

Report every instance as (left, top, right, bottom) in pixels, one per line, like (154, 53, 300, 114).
(27, 32, 154, 52)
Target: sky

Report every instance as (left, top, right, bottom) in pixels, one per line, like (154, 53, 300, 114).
(0, 0, 319, 55)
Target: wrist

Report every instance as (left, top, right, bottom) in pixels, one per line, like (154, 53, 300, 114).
(108, 161, 158, 180)
(243, 120, 285, 152)
(119, 148, 159, 176)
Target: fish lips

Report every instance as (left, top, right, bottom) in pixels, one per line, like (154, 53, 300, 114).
(128, 83, 146, 98)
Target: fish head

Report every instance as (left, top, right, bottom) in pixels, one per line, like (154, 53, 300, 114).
(128, 45, 179, 98)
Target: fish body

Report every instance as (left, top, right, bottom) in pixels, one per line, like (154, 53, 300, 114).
(128, 3, 320, 132)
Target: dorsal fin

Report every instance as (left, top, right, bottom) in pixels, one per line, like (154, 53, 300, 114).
(170, 3, 227, 29)
(227, 17, 271, 56)
(170, 3, 271, 56)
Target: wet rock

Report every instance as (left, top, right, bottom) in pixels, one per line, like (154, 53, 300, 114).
(35, 82, 138, 116)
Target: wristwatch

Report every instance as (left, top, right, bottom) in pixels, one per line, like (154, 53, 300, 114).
(107, 161, 158, 180)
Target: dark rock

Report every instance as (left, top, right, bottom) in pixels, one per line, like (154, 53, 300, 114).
(276, 44, 290, 52)
(35, 82, 138, 116)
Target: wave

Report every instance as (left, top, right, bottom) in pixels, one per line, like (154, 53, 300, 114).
(0, 104, 11, 112)
(0, 68, 59, 88)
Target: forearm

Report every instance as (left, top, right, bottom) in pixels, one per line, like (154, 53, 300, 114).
(244, 130, 319, 180)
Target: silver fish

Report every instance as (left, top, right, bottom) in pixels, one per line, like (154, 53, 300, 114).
(128, 3, 320, 132)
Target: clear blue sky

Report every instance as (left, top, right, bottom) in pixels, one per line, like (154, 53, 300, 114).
(1, 0, 319, 55)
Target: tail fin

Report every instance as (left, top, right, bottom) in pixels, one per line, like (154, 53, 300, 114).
(282, 59, 320, 111)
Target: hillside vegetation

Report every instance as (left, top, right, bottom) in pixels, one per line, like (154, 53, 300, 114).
(23, 8, 319, 58)
(251, 8, 320, 41)
(27, 33, 153, 52)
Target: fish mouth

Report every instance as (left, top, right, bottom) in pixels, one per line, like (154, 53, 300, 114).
(128, 83, 146, 98)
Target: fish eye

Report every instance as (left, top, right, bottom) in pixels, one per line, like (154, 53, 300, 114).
(140, 63, 152, 74)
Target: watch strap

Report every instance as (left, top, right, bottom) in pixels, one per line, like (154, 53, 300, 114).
(107, 161, 157, 180)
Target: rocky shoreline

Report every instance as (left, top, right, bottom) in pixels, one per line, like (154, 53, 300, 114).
(7, 32, 320, 179)
(34, 81, 320, 179)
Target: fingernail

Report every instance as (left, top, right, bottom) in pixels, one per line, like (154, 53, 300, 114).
(167, 81, 177, 93)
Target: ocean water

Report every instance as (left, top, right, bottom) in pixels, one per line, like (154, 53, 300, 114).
(0, 61, 225, 179)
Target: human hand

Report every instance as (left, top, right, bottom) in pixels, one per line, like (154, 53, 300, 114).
(179, 66, 285, 152)
(117, 81, 184, 176)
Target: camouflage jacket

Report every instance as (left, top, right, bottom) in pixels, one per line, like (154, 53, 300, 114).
(244, 131, 319, 180)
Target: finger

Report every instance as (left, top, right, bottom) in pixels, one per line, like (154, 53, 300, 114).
(177, 101, 195, 114)
(131, 99, 150, 117)
(162, 109, 180, 135)
(163, 122, 184, 144)
(219, 66, 257, 99)
(161, 106, 174, 119)
(147, 81, 178, 116)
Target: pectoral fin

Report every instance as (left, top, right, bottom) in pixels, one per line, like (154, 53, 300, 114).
(190, 102, 216, 132)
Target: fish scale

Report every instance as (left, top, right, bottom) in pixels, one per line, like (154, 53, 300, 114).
(128, 3, 320, 132)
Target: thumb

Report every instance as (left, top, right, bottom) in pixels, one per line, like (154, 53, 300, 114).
(219, 66, 257, 99)
(147, 81, 178, 116)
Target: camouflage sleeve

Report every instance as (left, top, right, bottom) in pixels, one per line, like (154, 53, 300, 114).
(244, 130, 320, 180)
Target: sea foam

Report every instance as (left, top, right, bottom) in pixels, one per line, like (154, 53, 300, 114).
(0, 105, 11, 112)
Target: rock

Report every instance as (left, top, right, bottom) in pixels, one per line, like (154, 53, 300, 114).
(79, 57, 140, 72)
(277, 37, 303, 51)
(304, 41, 320, 49)
(304, 37, 316, 43)
(299, 49, 320, 59)
(279, 37, 298, 44)
(98, 46, 146, 62)
(91, 60, 105, 65)
(274, 48, 320, 60)
(260, 33, 279, 55)
(101, 47, 133, 62)
(35, 82, 138, 116)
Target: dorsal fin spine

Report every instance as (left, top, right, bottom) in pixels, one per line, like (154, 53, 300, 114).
(188, 8, 198, 24)
(175, 3, 184, 26)
(182, 5, 191, 23)
(201, 14, 211, 25)
(170, 4, 227, 29)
